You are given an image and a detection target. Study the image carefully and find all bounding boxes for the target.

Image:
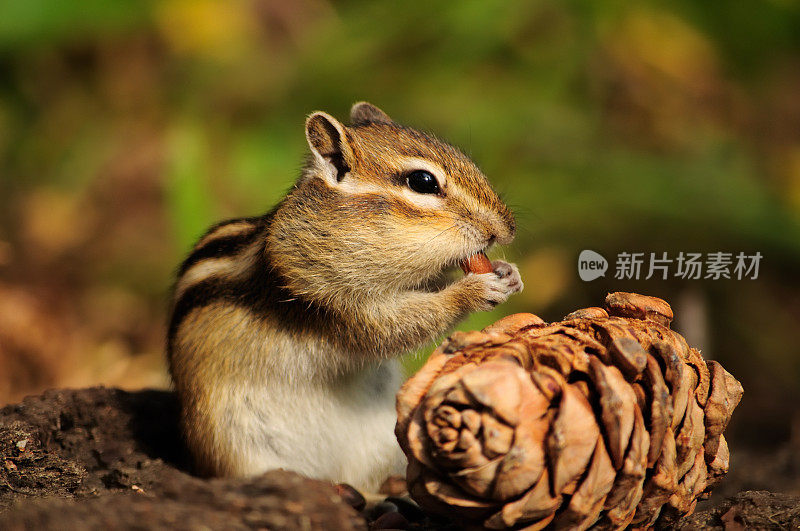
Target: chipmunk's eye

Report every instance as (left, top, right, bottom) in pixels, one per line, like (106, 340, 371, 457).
(406, 170, 441, 195)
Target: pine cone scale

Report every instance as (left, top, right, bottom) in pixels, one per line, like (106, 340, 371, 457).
(550, 438, 614, 530)
(547, 384, 600, 494)
(589, 357, 637, 469)
(642, 356, 672, 467)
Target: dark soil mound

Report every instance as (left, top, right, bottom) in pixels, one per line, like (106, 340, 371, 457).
(677, 490, 800, 530)
(0, 387, 363, 529)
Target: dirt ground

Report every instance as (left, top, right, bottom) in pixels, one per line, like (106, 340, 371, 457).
(0, 387, 364, 529)
(1, 387, 798, 530)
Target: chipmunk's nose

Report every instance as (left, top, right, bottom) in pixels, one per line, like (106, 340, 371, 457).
(476, 204, 515, 246)
(506, 217, 516, 239)
(492, 215, 515, 245)
(488, 228, 512, 246)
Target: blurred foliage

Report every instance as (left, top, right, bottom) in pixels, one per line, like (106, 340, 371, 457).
(1, 0, 800, 446)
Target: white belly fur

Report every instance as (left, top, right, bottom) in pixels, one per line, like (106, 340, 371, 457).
(213, 358, 406, 491)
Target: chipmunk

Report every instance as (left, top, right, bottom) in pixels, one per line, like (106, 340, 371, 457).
(167, 102, 523, 492)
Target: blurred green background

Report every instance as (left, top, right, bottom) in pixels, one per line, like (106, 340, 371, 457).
(1, 0, 799, 472)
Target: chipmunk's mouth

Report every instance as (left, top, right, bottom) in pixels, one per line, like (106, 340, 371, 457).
(459, 251, 493, 274)
(423, 249, 494, 293)
(450, 233, 499, 274)
(429, 241, 497, 289)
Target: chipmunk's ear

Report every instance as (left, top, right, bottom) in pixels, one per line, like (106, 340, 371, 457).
(305, 111, 354, 184)
(350, 101, 393, 126)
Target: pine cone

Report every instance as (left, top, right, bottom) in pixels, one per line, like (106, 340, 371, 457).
(396, 292, 742, 529)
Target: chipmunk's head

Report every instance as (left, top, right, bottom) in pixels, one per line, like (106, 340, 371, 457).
(277, 102, 515, 292)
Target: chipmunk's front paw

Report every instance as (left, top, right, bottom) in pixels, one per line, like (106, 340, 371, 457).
(461, 260, 523, 312)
